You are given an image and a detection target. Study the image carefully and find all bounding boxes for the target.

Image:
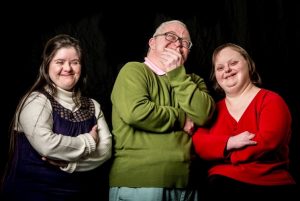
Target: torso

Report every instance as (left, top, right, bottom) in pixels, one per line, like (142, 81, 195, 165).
(225, 86, 260, 122)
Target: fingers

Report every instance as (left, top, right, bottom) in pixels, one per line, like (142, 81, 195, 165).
(185, 127, 195, 136)
(90, 124, 99, 145)
(247, 133, 257, 145)
(92, 125, 98, 132)
(248, 133, 255, 139)
(160, 48, 183, 71)
(227, 132, 258, 150)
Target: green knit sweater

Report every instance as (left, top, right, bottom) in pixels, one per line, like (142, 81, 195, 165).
(109, 62, 215, 188)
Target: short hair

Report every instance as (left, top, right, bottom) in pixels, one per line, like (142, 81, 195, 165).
(210, 43, 262, 94)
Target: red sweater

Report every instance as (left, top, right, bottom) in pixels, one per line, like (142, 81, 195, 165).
(193, 89, 295, 185)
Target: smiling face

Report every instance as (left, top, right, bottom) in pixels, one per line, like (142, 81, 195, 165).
(214, 47, 251, 94)
(149, 21, 191, 62)
(49, 47, 81, 91)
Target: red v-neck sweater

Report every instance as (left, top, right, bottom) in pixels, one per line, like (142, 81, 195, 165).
(193, 89, 295, 185)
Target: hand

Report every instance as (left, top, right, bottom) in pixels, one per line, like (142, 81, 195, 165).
(159, 48, 184, 72)
(183, 116, 195, 136)
(89, 125, 99, 145)
(226, 131, 257, 151)
(42, 157, 68, 168)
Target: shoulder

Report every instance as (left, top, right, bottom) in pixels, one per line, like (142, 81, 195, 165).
(18, 91, 51, 115)
(257, 89, 290, 111)
(80, 96, 100, 109)
(259, 89, 286, 103)
(90, 98, 101, 109)
(189, 73, 202, 79)
(25, 91, 48, 104)
(117, 61, 151, 81)
(120, 62, 147, 73)
(216, 98, 226, 109)
(189, 73, 205, 83)
(122, 61, 144, 69)
(89, 98, 104, 117)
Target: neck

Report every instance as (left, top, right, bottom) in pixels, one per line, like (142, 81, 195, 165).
(225, 83, 259, 104)
(227, 82, 254, 97)
(147, 54, 162, 69)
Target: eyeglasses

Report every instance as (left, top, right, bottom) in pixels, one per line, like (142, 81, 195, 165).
(154, 32, 192, 50)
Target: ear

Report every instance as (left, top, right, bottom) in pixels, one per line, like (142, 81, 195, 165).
(149, 37, 156, 50)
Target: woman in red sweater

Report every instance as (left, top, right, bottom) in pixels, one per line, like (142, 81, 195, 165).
(193, 43, 296, 197)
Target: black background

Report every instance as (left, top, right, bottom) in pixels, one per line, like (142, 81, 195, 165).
(1, 0, 299, 199)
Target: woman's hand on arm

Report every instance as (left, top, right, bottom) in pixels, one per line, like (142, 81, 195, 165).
(226, 131, 257, 151)
(89, 125, 99, 145)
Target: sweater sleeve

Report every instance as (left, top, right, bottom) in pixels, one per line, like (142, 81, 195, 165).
(62, 99, 112, 172)
(230, 92, 292, 164)
(193, 127, 229, 160)
(167, 67, 215, 126)
(18, 92, 96, 161)
(111, 62, 186, 133)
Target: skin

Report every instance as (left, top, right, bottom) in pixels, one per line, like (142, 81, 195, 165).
(214, 47, 252, 96)
(147, 22, 194, 135)
(148, 22, 191, 73)
(213, 47, 258, 150)
(43, 47, 99, 167)
(49, 47, 98, 141)
(49, 47, 81, 91)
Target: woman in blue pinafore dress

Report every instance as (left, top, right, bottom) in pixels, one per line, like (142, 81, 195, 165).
(2, 34, 112, 201)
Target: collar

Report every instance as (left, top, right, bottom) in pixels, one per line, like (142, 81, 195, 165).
(144, 57, 166, 75)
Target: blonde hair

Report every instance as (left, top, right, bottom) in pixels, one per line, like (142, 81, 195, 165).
(211, 43, 262, 94)
(153, 20, 189, 37)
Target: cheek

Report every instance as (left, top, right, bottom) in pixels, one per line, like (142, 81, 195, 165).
(49, 65, 61, 76)
(215, 72, 223, 81)
(75, 74, 80, 82)
(182, 50, 189, 61)
(74, 68, 81, 80)
(75, 67, 81, 76)
(48, 68, 58, 80)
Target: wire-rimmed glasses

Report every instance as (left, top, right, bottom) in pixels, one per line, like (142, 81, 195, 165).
(154, 32, 192, 50)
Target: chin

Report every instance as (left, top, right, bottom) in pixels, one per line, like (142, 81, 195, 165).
(58, 85, 74, 91)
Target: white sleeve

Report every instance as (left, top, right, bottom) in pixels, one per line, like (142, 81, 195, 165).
(61, 99, 112, 172)
(18, 92, 96, 161)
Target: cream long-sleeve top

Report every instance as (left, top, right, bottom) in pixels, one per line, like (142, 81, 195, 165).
(15, 87, 112, 173)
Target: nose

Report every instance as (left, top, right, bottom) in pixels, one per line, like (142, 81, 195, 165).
(224, 64, 231, 72)
(174, 39, 183, 48)
(63, 62, 72, 71)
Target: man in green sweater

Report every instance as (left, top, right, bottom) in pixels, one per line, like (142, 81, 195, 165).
(109, 20, 215, 201)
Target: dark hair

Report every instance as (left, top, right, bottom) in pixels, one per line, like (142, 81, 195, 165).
(2, 34, 86, 186)
(36, 34, 85, 97)
(210, 43, 262, 95)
